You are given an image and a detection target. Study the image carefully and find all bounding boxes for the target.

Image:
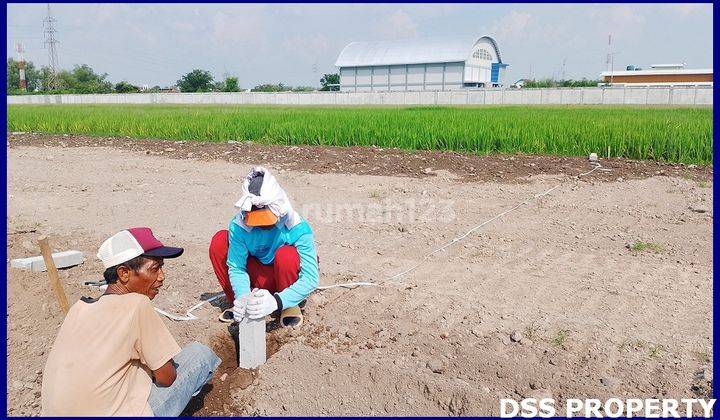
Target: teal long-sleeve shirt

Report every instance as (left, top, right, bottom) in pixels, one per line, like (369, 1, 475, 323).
(227, 215, 319, 309)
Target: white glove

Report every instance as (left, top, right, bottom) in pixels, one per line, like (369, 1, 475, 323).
(246, 288, 278, 319)
(232, 295, 248, 322)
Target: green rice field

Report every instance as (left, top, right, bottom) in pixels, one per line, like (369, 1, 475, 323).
(6, 105, 713, 165)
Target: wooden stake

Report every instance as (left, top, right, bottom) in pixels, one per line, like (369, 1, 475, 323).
(37, 236, 70, 314)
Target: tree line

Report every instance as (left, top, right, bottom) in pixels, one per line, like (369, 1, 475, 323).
(6, 59, 340, 94)
(174, 69, 339, 92)
(520, 78, 601, 88)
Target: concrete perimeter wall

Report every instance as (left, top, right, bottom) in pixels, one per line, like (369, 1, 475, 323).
(7, 86, 713, 106)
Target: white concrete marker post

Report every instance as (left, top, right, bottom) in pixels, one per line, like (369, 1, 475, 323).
(10, 250, 85, 272)
(237, 295, 266, 369)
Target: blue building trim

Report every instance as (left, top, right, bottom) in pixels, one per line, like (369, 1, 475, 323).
(491, 63, 509, 83)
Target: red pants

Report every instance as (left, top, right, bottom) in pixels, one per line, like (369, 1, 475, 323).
(209, 230, 300, 303)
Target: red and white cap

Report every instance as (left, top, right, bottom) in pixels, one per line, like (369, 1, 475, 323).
(97, 227, 184, 268)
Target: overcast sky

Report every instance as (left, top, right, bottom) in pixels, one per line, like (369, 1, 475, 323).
(6, 3, 713, 88)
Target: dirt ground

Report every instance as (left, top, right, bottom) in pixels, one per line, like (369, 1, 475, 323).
(6, 133, 713, 416)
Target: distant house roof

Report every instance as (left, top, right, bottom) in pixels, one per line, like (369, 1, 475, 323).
(335, 36, 502, 67)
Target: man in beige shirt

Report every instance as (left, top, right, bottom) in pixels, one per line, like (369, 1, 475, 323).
(41, 227, 221, 416)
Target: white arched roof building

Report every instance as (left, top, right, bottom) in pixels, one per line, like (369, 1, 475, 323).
(335, 36, 508, 92)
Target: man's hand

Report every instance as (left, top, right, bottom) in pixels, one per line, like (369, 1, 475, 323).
(246, 289, 278, 319)
(232, 295, 248, 322)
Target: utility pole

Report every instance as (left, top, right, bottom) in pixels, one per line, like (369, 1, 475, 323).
(606, 35, 611, 72)
(312, 60, 319, 88)
(608, 35, 613, 85)
(15, 43, 27, 91)
(43, 4, 60, 90)
(607, 34, 620, 86)
(561, 58, 567, 81)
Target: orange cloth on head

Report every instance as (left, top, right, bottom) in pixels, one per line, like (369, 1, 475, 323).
(41, 293, 181, 416)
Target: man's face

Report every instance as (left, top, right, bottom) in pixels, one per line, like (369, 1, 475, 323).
(126, 257, 165, 300)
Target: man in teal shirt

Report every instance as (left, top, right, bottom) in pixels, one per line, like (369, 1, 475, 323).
(209, 167, 319, 326)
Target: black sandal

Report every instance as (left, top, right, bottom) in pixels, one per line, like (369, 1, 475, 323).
(218, 309, 235, 323)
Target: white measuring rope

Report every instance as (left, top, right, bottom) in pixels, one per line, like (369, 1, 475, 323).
(316, 161, 610, 290)
(316, 281, 379, 290)
(154, 292, 225, 321)
(155, 161, 610, 320)
(577, 161, 611, 177)
(314, 184, 560, 291)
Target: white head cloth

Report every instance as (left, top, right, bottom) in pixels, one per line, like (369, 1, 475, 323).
(234, 166, 302, 230)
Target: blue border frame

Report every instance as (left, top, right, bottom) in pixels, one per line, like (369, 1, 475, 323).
(3, 1, 717, 419)
(3, 0, 10, 417)
(711, 0, 718, 412)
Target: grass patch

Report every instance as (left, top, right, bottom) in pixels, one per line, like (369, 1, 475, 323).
(6, 104, 713, 164)
(619, 338, 648, 351)
(8, 221, 41, 234)
(628, 240, 664, 252)
(552, 329, 569, 346)
(648, 344, 665, 359)
(696, 350, 711, 364)
(524, 321, 542, 341)
(697, 180, 710, 188)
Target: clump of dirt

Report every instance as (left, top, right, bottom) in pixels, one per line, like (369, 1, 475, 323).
(182, 328, 289, 416)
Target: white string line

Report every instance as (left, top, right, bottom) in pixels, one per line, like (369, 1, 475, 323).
(383, 184, 560, 282)
(155, 161, 609, 319)
(315, 184, 559, 291)
(316, 282, 378, 290)
(154, 292, 225, 321)
(316, 161, 610, 291)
